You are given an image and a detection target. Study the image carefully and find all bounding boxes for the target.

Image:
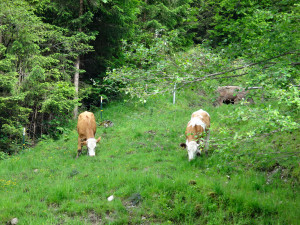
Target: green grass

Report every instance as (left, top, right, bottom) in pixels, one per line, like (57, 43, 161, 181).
(1, 88, 299, 224)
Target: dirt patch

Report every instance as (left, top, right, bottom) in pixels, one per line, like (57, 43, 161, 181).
(87, 211, 102, 225)
(99, 120, 114, 128)
(122, 193, 143, 223)
(266, 164, 289, 184)
(145, 130, 156, 135)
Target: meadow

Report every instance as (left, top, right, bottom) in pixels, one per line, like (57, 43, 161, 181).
(1, 87, 299, 224)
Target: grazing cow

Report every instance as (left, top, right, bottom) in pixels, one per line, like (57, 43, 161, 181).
(77, 111, 101, 158)
(180, 109, 210, 161)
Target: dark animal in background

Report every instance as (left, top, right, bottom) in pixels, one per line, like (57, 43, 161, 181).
(216, 86, 254, 106)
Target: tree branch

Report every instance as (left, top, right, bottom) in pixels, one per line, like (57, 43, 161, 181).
(204, 51, 297, 78)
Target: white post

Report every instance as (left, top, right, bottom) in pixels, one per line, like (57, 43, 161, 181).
(173, 83, 176, 104)
(22, 127, 26, 150)
(100, 96, 103, 121)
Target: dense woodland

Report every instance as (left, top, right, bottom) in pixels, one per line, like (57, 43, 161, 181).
(0, 0, 299, 154)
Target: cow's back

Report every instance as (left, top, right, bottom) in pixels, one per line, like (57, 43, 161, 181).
(191, 109, 210, 129)
(77, 111, 97, 139)
(185, 109, 210, 142)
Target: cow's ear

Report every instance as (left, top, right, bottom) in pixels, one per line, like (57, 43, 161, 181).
(96, 137, 101, 143)
(81, 141, 87, 146)
(180, 143, 187, 148)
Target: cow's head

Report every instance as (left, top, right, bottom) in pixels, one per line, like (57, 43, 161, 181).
(180, 141, 199, 161)
(82, 137, 101, 156)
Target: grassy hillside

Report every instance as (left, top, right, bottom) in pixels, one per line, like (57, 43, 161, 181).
(1, 87, 299, 224)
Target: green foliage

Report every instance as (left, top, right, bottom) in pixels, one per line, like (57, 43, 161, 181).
(197, 0, 299, 58)
(0, 151, 9, 160)
(0, 0, 299, 223)
(106, 42, 231, 102)
(0, 0, 95, 153)
(0, 0, 299, 158)
(0, 79, 30, 153)
(0, 87, 299, 224)
(137, 0, 197, 48)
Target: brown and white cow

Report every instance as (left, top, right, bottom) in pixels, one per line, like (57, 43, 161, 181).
(77, 111, 101, 158)
(180, 109, 210, 161)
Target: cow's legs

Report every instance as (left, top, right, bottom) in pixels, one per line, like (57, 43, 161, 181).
(204, 130, 210, 155)
(76, 149, 82, 158)
(76, 138, 82, 158)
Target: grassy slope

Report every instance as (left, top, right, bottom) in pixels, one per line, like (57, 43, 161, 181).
(1, 87, 299, 224)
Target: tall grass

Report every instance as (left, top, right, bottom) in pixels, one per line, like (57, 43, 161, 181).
(1, 87, 299, 224)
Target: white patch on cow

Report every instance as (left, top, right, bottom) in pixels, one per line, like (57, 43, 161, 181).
(187, 141, 199, 161)
(188, 117, 206, 130)
(193, 109, 210, 118)
(196, 114, 203, 119)
(87, 138, 97, 156)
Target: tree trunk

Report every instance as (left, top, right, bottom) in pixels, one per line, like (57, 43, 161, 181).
(73, 56, 80, 119)
(33, 107, 38, 142)
(73, 0, 83, 119)
(0, 21, 2, 44)
(261, 86, 265, 103)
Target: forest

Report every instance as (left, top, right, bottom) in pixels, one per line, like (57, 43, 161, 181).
(0, 0, 299, 223)
(0, 0, 298, 154)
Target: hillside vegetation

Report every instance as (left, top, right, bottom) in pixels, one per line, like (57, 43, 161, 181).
(1, 0, 299, 224)
(1, 0, 299, 154)
(1, 86, 299, 224)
